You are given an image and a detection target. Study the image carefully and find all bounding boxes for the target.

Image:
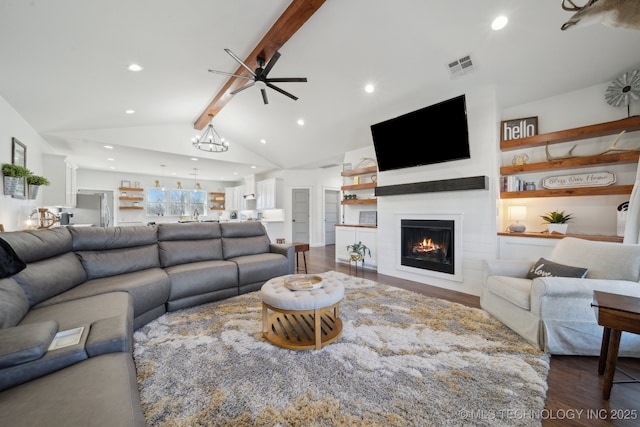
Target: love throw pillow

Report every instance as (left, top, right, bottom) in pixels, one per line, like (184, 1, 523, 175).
(526, 257, 588, 279)
(0, 237, 27, 279)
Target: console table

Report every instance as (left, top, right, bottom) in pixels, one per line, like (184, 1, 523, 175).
(592, 291, 640, 399)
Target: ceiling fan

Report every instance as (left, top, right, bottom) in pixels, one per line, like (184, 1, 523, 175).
(208, 48, 307, 104)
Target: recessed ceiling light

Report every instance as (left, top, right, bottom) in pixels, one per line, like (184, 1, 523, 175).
(107, 158, 115, 161)
(364, 84, 375, 93)
(491, 15, 508, 31)
(128, 64, 143, 72)
(297, 119, 305, 126)
(109, 166, 116, 170)
(191, 158, 198, 161)
(125, 109, 135, 114)
(260, 139, 267, 144)
(104, 145, 114, 149)
(251, 166, 256, 169)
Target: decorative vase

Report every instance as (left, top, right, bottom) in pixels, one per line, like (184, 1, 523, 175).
(547, 223, 568, 234)
(350, 252, 363, 262)
(27, 185, 41, 200)
(3, 176, 23, 197)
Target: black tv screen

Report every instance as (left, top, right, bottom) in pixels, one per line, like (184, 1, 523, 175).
(370, 94, 470, 172)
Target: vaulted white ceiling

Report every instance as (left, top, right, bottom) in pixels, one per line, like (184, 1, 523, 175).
(1, 0, 639, 181)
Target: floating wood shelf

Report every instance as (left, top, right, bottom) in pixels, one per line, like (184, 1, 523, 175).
(118, 187, 144, 191)
(500, 185, 633, 199)
(119, 206, 144, 210)
(500, 151, 640, 175)
(119, 196, 144, 201)
(498, 232, 623, 243)
(341, 165, 377, 177)
(341, 199, 377, 205)
(500, 116, 640, 151)
(342, 182, 377, 191)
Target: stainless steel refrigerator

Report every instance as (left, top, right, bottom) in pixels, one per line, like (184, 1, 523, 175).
(73, 192, 112, 227)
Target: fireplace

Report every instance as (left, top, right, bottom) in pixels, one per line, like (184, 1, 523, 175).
(401, 219, 454, 275)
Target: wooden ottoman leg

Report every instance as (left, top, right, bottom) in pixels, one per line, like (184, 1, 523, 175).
(314, 307, 321, 350)
(262, 303, 268, 336)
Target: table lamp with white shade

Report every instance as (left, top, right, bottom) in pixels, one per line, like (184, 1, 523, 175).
(507, 205, 527, 232)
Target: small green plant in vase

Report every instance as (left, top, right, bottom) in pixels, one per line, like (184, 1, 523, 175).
(540, 210, 573, 235)
(346, 241, 371, 264)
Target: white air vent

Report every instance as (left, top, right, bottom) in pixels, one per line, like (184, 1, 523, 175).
(447, 54, 474, 78)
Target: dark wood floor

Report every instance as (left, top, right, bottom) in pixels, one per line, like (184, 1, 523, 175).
(304, 245, 640, 427)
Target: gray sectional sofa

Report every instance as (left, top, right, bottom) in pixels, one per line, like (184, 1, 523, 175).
(0, 221, 294, 426)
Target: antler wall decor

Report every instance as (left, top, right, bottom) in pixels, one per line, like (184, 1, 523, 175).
(561, 0, 640, 31)
(545, 130, 639, 160)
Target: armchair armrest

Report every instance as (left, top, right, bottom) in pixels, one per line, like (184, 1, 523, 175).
(482, 259, 534, 285)
(530, 277, 640, 319)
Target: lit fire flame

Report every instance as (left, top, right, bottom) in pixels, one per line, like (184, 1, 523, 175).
(414, 238, 441, 253)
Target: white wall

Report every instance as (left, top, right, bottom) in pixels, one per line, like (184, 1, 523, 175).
(0, 95, 51, 231)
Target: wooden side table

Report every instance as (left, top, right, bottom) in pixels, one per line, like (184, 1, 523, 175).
(291, 242, 309, 273)
(592, 291, 640, 399)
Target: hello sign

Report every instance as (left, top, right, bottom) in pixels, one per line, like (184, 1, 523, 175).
(501, 116, 538, 141)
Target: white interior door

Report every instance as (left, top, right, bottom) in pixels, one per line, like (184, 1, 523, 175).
(324, 189, 339, 245)
(292, 188, 310, 243)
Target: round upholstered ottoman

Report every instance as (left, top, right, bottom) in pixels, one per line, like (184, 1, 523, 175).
(260, 274, 344, 350)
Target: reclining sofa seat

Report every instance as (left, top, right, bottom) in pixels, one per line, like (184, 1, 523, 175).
(482, 237, 640, 355)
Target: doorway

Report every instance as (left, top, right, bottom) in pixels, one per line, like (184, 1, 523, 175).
(292, 188, 310, 243)
(324, 189, 339, 245)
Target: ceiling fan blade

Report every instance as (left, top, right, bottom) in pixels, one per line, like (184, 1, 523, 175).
(261, 88, 269, 104)
(208, 69, 253, 80)
(266, 82, 299, 101)
(266, 77, 308, 83)
(262, 51, 281, 76)
(224, 48, 256, 77)
(230, 82, 256, 95)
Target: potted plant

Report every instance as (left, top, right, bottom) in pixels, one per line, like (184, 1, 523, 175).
(346, 241, 371, 265)
(540, 210, 573, 234)
(26, 174, 50, 199)
(2, 163, 31, 197)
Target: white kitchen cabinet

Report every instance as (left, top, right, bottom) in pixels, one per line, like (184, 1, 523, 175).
(225, 186, 245, 211)
(42, 154, 77, 207)
(335, 225, 377, 268)
(256, 178, 282, 210)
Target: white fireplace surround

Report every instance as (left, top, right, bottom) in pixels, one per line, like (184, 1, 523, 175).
(395, 213, 463, 282)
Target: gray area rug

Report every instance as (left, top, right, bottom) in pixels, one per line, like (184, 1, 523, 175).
(134, 271, 549, 426)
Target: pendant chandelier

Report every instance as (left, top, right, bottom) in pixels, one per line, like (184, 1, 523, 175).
(192, 114, 229, 153)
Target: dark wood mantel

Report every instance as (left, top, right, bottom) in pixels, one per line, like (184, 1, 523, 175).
(375, 176, 489, 197)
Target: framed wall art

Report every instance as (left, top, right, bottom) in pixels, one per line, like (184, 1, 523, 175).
(11, 138, 27, 199)
(12, 137, 26, 168)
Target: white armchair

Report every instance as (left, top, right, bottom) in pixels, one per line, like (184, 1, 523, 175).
(482, 237, 640, 355)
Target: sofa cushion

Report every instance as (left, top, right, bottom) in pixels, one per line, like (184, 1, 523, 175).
(222, 235, 270, 258)
(0, 227, 72, 264)
(75, 244, 160, 280)
(70, 225, 158, 251)
(12, 252, 88, 307)
(551, 237, 640, 281)
(0, 278, 29, 328)
(157, 221, 221, 241)
(159, 239, 224, 267)
(526, 257, 588, 279)
(0, 320, 58, 368)
(0, 237, 26, 279)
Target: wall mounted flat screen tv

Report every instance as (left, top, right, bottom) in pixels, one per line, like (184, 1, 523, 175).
(370, 94, 470, 172)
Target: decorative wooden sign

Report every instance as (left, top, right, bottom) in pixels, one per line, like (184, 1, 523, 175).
(542, 172, 616, 189)
(501, 116, 538, 141)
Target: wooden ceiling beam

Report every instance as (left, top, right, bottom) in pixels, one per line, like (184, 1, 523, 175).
(194, 0, 326, 130)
